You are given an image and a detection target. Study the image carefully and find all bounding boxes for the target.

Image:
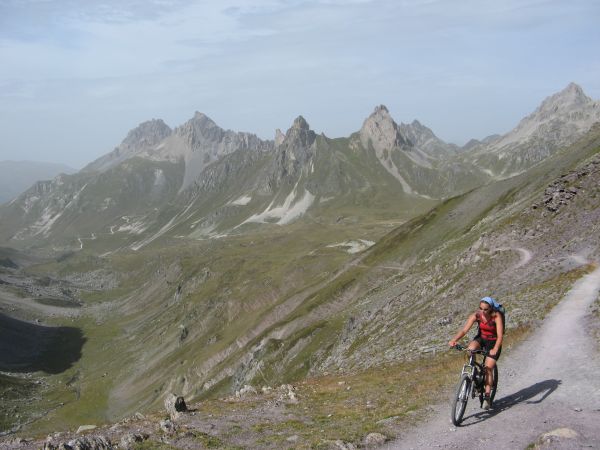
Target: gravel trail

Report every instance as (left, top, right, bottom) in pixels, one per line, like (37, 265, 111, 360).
(385, 264, 600, 449)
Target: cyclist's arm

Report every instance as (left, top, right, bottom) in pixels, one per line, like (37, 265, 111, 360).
(490, 313, 504, 355)
(448, 313, 477, 347)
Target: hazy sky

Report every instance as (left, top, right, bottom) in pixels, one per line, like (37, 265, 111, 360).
(1, 0, 599, 169)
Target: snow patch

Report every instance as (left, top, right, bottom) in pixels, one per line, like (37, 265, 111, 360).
(229, 195, 252, 206)
(241, 184, 315, 226)
(118, 220, 147, 235)
(327, 239, 375, 254)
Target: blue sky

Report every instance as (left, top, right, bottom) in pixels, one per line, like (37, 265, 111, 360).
(1, 0, 599, 168)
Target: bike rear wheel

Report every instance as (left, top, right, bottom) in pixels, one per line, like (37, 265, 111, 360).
(490, 365, 499, 404)
(451, 374, 470, 426)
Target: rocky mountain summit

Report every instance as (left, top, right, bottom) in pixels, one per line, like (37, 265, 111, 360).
(83, 119, 172, 173)
(266, 116, 317, 189)
(467, 82, 600, 176)
(359, 105, 411, 153)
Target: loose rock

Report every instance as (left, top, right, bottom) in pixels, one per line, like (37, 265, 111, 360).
(119, 433, 147, 450)
(364, 432, 387, 447)
(235, 384, 257, 398)
(159, 419, 177, 434)
(164, 393, 187, 419)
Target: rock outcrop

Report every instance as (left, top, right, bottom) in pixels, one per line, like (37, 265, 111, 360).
(359, 105, 410, 154)
(164, 393, 187, 420)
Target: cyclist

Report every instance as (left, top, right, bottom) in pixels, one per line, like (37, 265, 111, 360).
(448, 297, 504, 409)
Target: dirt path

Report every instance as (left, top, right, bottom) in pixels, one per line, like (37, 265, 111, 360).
(384, 264, 600, 449)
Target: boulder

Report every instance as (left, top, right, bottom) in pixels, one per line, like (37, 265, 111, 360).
(364, 432, 387, 447)
(164, 393, 187, 419)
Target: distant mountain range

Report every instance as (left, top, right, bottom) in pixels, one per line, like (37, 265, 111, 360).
(0, 83, 598, 251)
(0, 161, 75, 205)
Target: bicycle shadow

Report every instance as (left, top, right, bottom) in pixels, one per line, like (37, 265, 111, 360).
(459, 379, 561, 426)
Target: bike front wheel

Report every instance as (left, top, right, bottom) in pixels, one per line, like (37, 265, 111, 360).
(451, 374, 471, 426)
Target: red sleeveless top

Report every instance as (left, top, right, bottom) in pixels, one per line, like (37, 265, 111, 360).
(476, 311, 498, 340)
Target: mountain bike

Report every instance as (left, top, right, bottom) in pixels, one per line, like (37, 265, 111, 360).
(450, 344, 498, 426)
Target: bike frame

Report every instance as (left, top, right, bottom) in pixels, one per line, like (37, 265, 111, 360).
(460, 350, 486, 398)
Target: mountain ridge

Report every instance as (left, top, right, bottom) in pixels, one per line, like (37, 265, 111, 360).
(1, 83, 598, 252)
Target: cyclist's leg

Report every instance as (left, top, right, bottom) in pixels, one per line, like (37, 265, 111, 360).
(468, 337, 482, 351)
(484, 357, 496, 395)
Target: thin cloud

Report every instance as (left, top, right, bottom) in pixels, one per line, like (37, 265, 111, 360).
(0, 0, 599, 167)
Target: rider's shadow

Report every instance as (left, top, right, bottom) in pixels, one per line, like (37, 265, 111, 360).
(460, 379, 561, 426)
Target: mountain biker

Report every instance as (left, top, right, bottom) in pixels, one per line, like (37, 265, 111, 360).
(448, 297, 504, 409)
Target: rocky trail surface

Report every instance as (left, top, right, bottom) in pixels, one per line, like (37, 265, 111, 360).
(384, 262, 600, 449)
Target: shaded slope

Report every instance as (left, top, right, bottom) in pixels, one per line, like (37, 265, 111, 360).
(0, 313, 85, 374)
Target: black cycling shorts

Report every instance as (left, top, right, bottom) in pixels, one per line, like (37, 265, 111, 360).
(473, 336, 502, 361)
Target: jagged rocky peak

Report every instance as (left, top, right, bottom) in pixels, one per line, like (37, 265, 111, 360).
(191, 111, 219, 129)
(399, 119, 435, 144)
(537, 82, 592, 113)
(176, 112, 224, 146)
(282, 115, 317, 148)
(360, 104, 410, 150)
(292, 115, 310, 131)
(121, 119, 172, 149)
(82, 118, 172, 172)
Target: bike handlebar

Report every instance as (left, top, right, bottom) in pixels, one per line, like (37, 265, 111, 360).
(452, 344, 488, 355)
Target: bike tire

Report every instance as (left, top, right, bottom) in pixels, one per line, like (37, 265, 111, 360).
(451, 374, 470, 426)
(490, 365, 499, 404)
